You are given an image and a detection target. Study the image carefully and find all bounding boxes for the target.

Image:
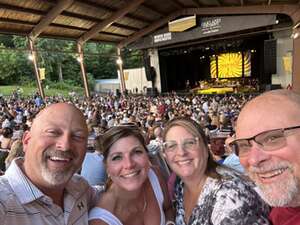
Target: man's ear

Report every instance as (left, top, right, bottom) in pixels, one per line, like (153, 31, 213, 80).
(22, 130, 31, 152)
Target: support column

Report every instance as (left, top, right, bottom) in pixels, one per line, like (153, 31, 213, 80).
(77, 42, 90, 98)
(117, 48, 126, 94)
(292, 28, 300, 94)
(28, 37, 45, 99)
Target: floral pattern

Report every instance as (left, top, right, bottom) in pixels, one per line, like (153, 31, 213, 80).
(174, 167, 270, 225)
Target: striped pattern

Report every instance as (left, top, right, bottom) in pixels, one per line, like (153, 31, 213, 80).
(0, 158, 97, 225)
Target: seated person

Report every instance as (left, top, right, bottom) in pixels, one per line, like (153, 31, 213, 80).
(89, 126, 174, 225)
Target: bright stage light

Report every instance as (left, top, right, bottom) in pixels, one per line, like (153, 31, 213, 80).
(28, 54, 34, 61)
(116, 57, 123, 65)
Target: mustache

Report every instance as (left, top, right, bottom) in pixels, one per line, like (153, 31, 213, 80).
(248, 161, 292, 173)
(44, 148, 76, 159)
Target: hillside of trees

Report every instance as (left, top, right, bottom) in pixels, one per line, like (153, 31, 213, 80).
(0, 35, 143, 88)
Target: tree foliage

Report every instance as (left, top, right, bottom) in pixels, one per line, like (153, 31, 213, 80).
(0, 35, 143, 86)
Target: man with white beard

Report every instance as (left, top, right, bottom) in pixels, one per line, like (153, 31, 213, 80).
(231, 90, 300, 225)
(0, 103, 98, 225)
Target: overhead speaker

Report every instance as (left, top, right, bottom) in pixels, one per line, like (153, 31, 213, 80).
(143, 50, 154, 81)
(264, 39, 277, 75)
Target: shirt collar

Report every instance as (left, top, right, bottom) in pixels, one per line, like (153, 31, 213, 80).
(5, 158, 92, 206)
(4, 158, 45, 204)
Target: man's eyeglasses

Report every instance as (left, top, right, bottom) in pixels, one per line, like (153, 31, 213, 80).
(230, 125, 300, 157)
(162, 137, 199, 154)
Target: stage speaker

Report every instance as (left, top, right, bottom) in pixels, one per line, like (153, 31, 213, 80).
(143, 50, 151, 80)
(264, 84, 282, 91)
(271, 84, 282, 90)
(146, 87, 158, 97)
(264, 39, 277, 75)
(143, 51, 156, 81)
(149, 66, 156, 80)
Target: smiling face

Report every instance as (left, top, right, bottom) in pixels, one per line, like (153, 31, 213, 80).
(164, 125, 208, 182)
(22, 103, 88, 189)
(236, 92, 300, 207)
(106, 135, 150, 192)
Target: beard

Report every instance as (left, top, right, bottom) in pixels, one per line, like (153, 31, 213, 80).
(41, 148, 78, 187)
(248, 161, 300, 207)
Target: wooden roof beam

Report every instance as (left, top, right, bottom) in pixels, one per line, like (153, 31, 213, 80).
(198, 0, 222, 7)
(29, 0, 74, 40)
(0, 18, 35, 26)
(0, 17, 130, 38)
(62, 11, 140, 32)
(117, 10, 182, 49)
(118, 4, 300, 48)
(0, 2, 140, 33)
(142, 3, 165, 17)
(214, 0, 222, 6)
(74, 0, 152, 23)
(192, 0, 202, 8)
(61, 11, 140, 32)
(0, 3, 44, 15)
(78, 0, 145, 44)
(169, 0, 185, 9)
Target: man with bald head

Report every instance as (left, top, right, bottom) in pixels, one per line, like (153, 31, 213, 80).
(231, 90, 300, 225)
(0, 103, 98, 225)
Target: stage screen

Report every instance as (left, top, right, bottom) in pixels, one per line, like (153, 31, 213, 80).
(210, 51, 251, 78)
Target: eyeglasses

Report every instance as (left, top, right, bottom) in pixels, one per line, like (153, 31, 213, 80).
(230, 125, 300, 157)
(162, 137, 199, 154)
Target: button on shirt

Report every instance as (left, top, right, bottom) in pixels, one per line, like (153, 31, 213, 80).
(0, 158, 98, 225)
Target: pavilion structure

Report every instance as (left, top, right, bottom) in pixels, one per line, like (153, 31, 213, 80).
(0, 0, 300, 97)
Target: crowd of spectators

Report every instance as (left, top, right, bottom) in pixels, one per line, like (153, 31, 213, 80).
(0, 91, 256, 175)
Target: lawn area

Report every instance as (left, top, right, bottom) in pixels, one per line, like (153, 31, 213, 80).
(0, 85, 84, 97)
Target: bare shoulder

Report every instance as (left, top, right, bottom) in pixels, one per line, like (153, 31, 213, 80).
(96, 189, 117, 212)
(90, 190, 117, 225)
(89, 218, 109, 225)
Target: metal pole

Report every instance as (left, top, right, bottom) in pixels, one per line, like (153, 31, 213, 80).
(292, 28, 300, 93)
(77, 42, 90, 98)
(28, 37, 45, 99)
(117, 48, 126, 94)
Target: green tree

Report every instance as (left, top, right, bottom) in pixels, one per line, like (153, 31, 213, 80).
(0, 35, 144, 86)
(0, 43, 33, 85)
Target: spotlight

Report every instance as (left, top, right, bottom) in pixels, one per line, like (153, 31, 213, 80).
(291, 31, 300, 39)
(76, 56, 82, 62)
(116, 57, 123, 65)
(28, 54, 34, 61)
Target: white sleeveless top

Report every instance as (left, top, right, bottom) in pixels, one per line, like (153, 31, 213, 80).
(89, 168, 166, 225)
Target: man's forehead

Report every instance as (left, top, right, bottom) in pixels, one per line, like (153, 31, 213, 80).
(33, 104, 87, 128)
(236, 98, 300, 137)
(37, 103, 82, 118)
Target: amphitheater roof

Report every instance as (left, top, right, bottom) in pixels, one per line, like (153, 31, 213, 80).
(0, 0, 298, 48)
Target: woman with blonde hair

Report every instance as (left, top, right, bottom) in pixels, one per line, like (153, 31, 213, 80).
(162, 117, 270, 225)
(5, 139, 24, 169)
(89, 125, 174, 225)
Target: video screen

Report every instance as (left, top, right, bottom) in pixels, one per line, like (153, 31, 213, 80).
(210, 51, 251, 78)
